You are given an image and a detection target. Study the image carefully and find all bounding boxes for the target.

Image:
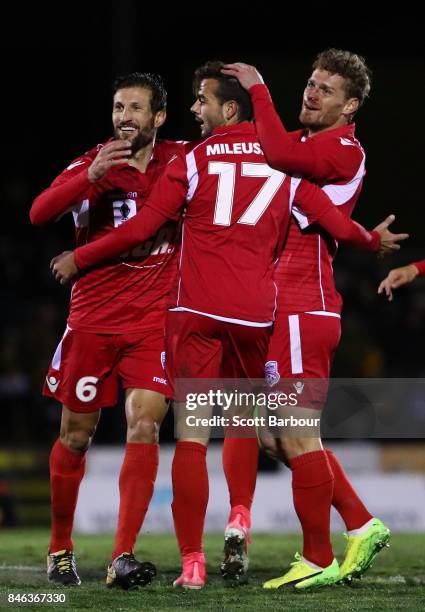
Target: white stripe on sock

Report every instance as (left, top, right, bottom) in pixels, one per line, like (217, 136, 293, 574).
(347, 517, 375, 536)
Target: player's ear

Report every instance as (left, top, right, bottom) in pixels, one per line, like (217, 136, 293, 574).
(342, 97, 359, 119)
(224, 100, 238, 122)
(154, 109, 167, 129)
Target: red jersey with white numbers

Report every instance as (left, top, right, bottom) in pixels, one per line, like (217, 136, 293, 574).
(250, 84, 366, 315)
(32, 140, 183, 333)
(74, 122, 378, 326)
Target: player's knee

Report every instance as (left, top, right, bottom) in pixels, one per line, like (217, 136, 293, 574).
(127, 415, 159, 443)
(60, 425, 96, 452)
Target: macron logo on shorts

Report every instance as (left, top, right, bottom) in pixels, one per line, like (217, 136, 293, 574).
(153, 376, 167, 385)
(46, 376, 60, 393)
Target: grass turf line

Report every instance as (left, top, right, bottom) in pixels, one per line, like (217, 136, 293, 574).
(0, 530, 424, 611)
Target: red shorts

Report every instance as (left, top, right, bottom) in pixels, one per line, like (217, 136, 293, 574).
(266, 312, 341, 408)
(43, 326, 171, 412)
(165, 311, 271, 398)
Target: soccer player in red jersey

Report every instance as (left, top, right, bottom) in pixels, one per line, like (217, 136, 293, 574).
(223, 51, 395, 588)
(50, 62, 405, 589)
(30, 73, 183, 588)
(379, 260, 425, 300)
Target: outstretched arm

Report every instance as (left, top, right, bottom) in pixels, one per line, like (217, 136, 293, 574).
(378, 260, 423, 301)
(294, 178, 408, 253)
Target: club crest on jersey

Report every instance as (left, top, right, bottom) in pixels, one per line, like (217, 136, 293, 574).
(120, 201, 131, 219)
(161, 351, 166, 370)
(113, 199, 137, 228)
(293, 381, 304, 395)
(265, 361, 280, 387)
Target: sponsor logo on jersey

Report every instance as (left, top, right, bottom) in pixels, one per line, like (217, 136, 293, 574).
(206, 142, 263, 156)
(293, 381, 304, 394)
(46, 375, 60, 393)
(265, 361, 280, 387)
(153, 376, 167, 385)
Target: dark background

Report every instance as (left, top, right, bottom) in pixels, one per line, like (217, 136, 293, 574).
(1, 6, 424, 450)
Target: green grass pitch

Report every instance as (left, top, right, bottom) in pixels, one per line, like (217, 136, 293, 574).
(1, 530, 424, 611)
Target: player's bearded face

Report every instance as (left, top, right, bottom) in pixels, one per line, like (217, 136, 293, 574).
(299, 69, 352, 133)
(115, 120, 156, 155)
(113, 86, 157, 153)
(191, 79, 225, 137)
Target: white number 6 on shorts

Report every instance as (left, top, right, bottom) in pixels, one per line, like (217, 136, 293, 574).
(75, 376, 99, 402)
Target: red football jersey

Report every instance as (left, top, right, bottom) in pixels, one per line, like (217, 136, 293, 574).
(251, 84, 366, 314)
(276, 126, 365, 314)
(31, 139, 183, 333)
(74, 122, 378, 326)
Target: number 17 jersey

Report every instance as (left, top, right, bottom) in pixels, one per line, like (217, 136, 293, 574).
(170, 123, 288, 326)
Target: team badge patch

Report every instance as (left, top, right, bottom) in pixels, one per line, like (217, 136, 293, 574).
(265, 360, 280, 387)
(161, 351, 166, 370)
(293, 381, 304, 394)
(120, 201, 131, 220)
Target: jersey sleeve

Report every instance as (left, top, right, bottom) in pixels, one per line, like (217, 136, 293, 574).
(293, 178, 379, 251)
(413, 259, 425, 276)
(250, 84, 364, 181)
(74, 150, 189, 270)
(29, 155, 93, 225)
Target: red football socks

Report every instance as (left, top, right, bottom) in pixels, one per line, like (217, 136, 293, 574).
(325, 448, 373, 531)
(49, 438, 86, 553)
(112, 442, 159, 560)
(290, 450, 334, 567)
(172, 441, 208, 556)
(222, 437, 258, 511)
